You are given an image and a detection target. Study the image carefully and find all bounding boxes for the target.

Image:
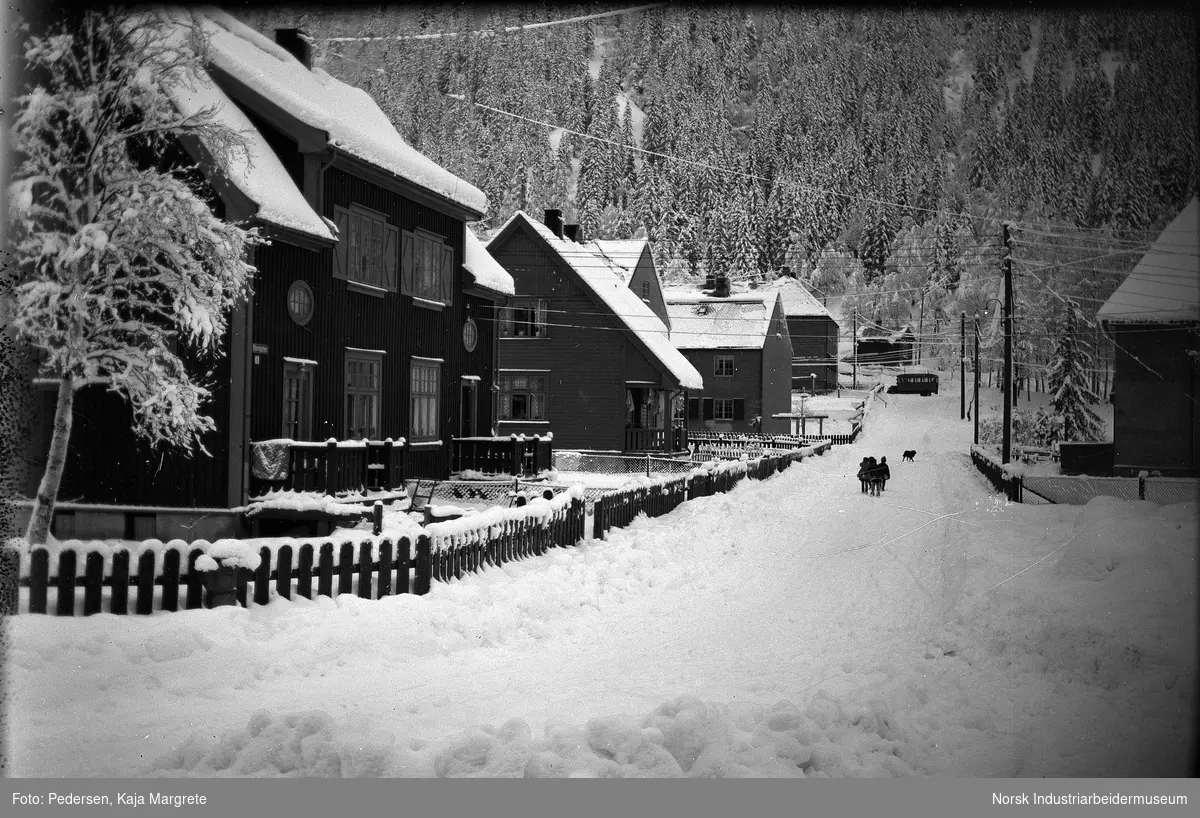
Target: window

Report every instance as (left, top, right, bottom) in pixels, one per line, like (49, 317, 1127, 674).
(462, 318, 478, 352)
(401, 228, 454, 304)
(282, 360, 314, 440)
(714, 355, 734, 377)
(498, 372, 547, 421)
(333, 205, 398, 291)
(714, 398, 735, 420)
(345, 351, 382, 439)
(410, 358, 441, 442)
(287, 280, 314, 326)
(499, 298, 548, 338)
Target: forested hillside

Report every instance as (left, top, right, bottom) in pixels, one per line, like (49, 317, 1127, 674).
(239, 3, 1197, 390)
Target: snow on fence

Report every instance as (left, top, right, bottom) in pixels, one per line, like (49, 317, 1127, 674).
(554, 450, 695, 475)
(5, 446, 831, 617)
(969, 445, 1200, 506)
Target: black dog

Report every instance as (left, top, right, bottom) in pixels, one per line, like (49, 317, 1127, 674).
(902, 450, 916, 462)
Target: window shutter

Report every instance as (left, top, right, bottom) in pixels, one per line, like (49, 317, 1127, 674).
(535, 300, 547, 336)
(333, 206, 351, 279)
(688, 398, 700, 420)
(733, 399, 745, 421)
(702, 398, 714, 420)
(400, 230, 415, 295)
(383, 224, 399, 291)
(440, 244, 454, 304)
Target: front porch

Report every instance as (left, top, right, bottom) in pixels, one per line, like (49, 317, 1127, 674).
(624, 384, 690, 454)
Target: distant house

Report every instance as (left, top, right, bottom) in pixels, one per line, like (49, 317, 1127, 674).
(663, 282, 794, 435)
(761, 274, 839, 392)
(1097, 196, 1200, 477)
(22, 10, 512, 540)
(855, 323, 916, 366)
(485, 210, 703, 454)
(587, 238, 671, 327)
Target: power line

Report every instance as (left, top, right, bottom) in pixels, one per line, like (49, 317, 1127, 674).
(314, 4, 666, 43)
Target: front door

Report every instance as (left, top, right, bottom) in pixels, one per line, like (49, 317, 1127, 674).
(460, 381, 477, 438)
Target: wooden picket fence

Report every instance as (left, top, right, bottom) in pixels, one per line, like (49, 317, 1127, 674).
(6, 447, 825, 617)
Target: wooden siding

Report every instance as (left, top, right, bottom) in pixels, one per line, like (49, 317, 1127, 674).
(493, 230, 630, 451)
(1111, 325, 1199, 476)
(248, 165, 492, 480)
(787, 314, 839, 391)
(681, 348, 763, 434)
(34, 336, 234, 509)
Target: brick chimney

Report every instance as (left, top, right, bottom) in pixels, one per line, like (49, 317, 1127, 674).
(713, 275, 731, 298)
(275, 29, 313, 70)
(563, 224, 582, 242)
(543, 209, 564, 239)
(781, 265, 792, 279)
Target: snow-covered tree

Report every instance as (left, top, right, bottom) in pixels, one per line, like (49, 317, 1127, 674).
(7, 10, 260, 543)
(1047, 301, 1104, 442)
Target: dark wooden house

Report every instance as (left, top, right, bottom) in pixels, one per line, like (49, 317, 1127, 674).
(762, 274, 840, 392)
(21, 10, 511, 540)
(486, 211, 703, 454)
(664, 284, 794, 436)
(1097, 197, 1200, 477)
(855, 324, 917, 366)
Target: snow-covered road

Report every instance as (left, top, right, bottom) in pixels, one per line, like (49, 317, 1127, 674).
(8, 389, 1196, 777)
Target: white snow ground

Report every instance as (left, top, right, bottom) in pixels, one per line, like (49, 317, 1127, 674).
(7, 390, 1196, 777)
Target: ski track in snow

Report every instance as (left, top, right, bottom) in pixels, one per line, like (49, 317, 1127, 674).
(8, 390, 1196, 777)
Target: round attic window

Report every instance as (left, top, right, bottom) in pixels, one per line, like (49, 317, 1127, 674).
(287, 280, 314, 326)
(462, 318, 479, 352)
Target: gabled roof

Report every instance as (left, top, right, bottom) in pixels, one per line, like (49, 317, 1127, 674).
(662, 290, 782, 350)
(488, 212, 702, 390)
(761, 276, 837, 321)
(587, 239, 648, 281)
(1097, 197, 1200, 324)
(463, 228, 514, 296)
(186, 7, 488, 217)
(161, 12, 333, 240)
(857, 323, 914, 342)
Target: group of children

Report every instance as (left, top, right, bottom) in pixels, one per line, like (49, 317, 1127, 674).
(857, 456, 891, 496)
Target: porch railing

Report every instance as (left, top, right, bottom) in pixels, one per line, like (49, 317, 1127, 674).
(452, 435, 553, 477)
(251, 438, 405, 498)
(624, 426, 688, 453)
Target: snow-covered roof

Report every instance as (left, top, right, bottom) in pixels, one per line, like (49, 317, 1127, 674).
(587, 239, 648, 279)
(159, 13, 333, 240)
(188, 7, 488, 216)
(1097, 197, 1200, 324)
(463, 228, 514, 296)
(663, 292, 777, 350)
(761, 276, 836, 320)
(857, 323, 914, 342)
(490, 212, 702, 390)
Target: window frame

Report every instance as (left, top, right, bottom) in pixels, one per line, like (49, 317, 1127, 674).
(499, 298, 549, 339)
(282, 359, 315, 440)
(410, 357, 442, 443)
(497, 370, 549, 422)
(333, 204, 399, 293)
(344, 349, 383, 440)
(714, 354, 735, 378)
(713, 398, 736, 420)
(400, 227, 454, 306)
(286, 280, 315, 326)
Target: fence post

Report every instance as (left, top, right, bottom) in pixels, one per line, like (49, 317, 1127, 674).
(1138, 474, 1146, 501)
(511, 435, 522, 476)
(646, 452, 651, 478)
(383, 439, 394, 490)
(0, 545, 18, 615)
(593, 495, 605, 540)
(415, 535, 432, 595)
(325, 439, 337, 495)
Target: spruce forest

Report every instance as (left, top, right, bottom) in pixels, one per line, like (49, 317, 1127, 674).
(241, 3, 1198, 396)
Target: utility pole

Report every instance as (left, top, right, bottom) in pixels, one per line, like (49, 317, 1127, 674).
(973, 314, 980, 446)
(852, 307, 858, 389)
(1002, 222, 1014, 465)
(960, 312, 966, 420)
